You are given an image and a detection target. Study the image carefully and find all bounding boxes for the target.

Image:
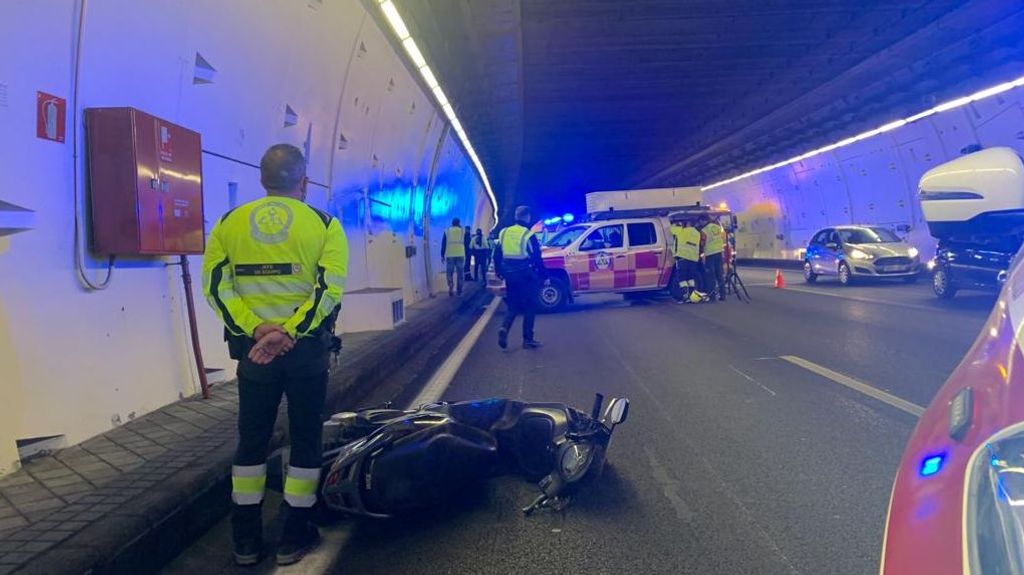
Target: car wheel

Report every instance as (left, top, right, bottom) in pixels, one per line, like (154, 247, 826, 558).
(537, 278, 568, 312)
(933, 267, 957, 299)
(838, 262, 853, 286)
(803, 261, 818, 284)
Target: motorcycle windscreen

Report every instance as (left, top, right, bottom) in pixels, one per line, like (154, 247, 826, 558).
(361, 421, 498, 514)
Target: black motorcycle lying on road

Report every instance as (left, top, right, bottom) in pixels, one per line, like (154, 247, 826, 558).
(318, 394, 629, 518)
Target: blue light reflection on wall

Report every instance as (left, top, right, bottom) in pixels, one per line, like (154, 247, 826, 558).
(330, 176, 477, 236)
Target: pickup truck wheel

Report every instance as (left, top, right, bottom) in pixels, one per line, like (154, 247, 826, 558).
(537, 279, 568, 312)
(933, 267, 957, 299)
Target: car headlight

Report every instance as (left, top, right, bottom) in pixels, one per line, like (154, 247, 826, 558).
(850, 249, 872, 260)
(908, 247, 919, 258)
(927, 259, 937, 271)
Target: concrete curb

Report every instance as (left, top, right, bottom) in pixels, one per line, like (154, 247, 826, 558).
(17, 286, 489, 575)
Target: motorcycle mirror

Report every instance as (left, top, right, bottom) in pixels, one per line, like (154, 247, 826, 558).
(603, 397, 630, 426)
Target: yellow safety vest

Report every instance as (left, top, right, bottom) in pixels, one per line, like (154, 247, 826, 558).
(703, 222, 725, 256)
(202, 196, 349, 338)
(445, 226, 466, 258)
(673, 226, 701, 262)
(499, 224, 534, 260)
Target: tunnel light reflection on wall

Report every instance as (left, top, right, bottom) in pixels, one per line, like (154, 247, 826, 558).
(702, 74, 1024, 192)
(377, 0, 499, 224)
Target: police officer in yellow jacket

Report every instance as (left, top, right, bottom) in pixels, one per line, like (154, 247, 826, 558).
(203, 144, 348, 567)
(494, 205, 544, 350)
(701, 215, 727, 302)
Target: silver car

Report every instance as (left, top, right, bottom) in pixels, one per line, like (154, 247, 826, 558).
(804, 226, 922, 285)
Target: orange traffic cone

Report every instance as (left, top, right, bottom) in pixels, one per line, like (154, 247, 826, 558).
(774, 269, 785, 289)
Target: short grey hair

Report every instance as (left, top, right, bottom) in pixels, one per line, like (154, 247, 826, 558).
(260, 144, 306, 193)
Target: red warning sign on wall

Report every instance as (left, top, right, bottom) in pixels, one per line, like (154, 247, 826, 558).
(36, 91, 66, 143)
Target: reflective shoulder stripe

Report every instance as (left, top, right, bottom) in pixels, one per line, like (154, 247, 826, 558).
(303, 204, 332, 228)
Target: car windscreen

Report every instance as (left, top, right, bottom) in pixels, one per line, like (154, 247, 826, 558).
(839, 227, 901, 244)
(545, 225, 589, 248)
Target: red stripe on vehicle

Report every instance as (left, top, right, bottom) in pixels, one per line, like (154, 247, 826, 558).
(544, 256, 565, 269)
(614, 270, 630, 288)
(576, 273, 590, 291)
(635, 251, 660, 269)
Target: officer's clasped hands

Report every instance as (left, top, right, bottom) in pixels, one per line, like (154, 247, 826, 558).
(248, 323, 295, 365)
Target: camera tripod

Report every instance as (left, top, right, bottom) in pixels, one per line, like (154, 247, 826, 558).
(723, 263, 751, 303)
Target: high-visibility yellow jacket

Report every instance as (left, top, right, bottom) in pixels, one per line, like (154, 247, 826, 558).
(444, 226, 466, 259)
(702, 222, 726, 256)
(671, 226, 701, 261)
(202, 196, 349, 339)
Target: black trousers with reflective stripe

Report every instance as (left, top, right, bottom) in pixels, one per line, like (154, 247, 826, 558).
(234, 338, 327, 481)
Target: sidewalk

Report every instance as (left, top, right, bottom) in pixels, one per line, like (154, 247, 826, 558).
(0, 285, 488, 575)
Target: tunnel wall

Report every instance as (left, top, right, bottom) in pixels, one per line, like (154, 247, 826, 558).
(0, 0, 494, 473)
(703, 86, 1024, 262)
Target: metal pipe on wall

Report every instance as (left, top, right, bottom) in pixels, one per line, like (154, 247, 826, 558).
(422, 123, 450, 296)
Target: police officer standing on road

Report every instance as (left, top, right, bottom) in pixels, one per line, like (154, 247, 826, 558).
(671, 219, 705, 303)
(495, 205, 544, 350)
(441, 218, 466, 296)
(203, 144, 348, 567)
(472, 228, 490, 282)
(701, 215, 727, 302)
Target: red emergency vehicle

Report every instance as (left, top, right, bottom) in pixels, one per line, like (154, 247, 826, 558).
(881, 148, 1024, 573)
(532, 206, 734, 311)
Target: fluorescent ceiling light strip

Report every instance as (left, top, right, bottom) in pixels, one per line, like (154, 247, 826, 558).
(402, 38, 426, 68)
(419, 65, 439, 90)
(377, 1, 498, 222)
(431, 85, 450, 109)
(380, 1, 410, 40)
(702, 72, 1024, 192)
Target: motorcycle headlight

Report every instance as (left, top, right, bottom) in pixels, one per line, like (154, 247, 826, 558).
(908, 247, 920, 258)
(558, 442, 596, 483)
(850, 249, 872, 260)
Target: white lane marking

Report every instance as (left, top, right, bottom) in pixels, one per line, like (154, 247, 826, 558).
(411, 296, 500, 406)
(766, 285, 936, 312)
(279, 296, 500, 574)
(779, 355, 924, 417)
(728, 365, 777, 396)
(644, 446, 695, 523)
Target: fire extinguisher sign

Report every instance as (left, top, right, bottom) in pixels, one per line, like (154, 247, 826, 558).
(36, 91, 66, 143)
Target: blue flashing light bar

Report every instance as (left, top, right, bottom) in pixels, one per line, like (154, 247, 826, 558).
(563, 213, 575, 223)
(920, 454, 945, 477)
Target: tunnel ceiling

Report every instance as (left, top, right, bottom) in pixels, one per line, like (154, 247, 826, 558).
(395, 0, 1024, 216)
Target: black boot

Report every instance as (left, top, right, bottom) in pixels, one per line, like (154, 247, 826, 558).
(232, 504, 263, 566)
(498, 327, 508, 349)
(277, 506, 320, 566)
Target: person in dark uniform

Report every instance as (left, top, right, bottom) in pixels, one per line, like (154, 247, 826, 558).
(463, 225, 474, 281)
(472, 228, 490, 282)
(494, 206, 544, 350)
(203, 144, 348, 567)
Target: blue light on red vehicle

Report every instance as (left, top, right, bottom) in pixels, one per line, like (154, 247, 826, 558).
(920, 454, 945, 477)
(563, 213, 575, 223)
